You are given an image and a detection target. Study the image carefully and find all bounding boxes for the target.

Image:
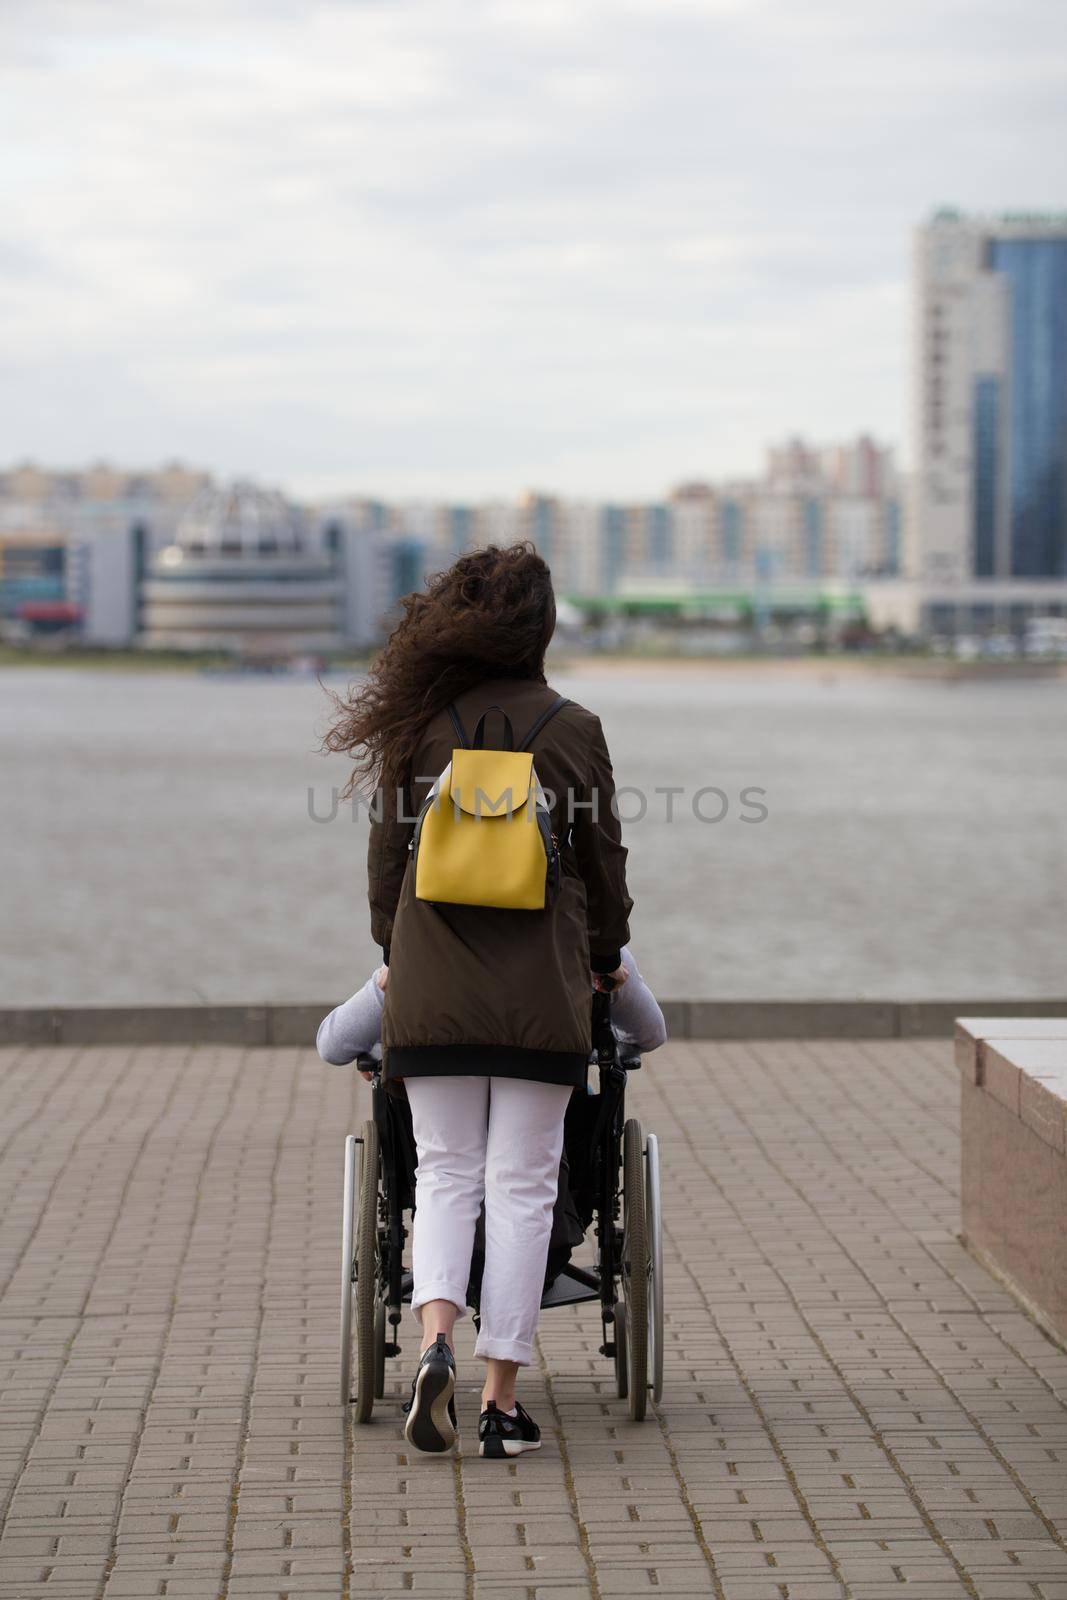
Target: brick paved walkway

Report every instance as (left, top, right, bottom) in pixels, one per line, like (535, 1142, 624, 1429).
(1, 1038, 1066, 1600)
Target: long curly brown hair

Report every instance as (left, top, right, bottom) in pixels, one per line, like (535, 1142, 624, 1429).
(323, 541, 556, 798)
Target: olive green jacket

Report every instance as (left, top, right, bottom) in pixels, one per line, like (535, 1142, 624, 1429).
(367, 676, 633, 1087)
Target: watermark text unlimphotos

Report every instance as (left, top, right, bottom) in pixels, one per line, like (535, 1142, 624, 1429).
(306, 783, 769, 826)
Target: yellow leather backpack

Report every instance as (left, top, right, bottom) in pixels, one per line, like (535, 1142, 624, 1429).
(410, 697, 570, 911)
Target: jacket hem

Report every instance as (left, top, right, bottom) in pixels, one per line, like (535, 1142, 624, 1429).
(384, 1043, 588, 1087)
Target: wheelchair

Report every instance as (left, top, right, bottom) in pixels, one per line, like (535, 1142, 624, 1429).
(340, 992, 664, 1423)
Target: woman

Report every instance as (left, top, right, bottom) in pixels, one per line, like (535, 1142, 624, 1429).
(324, 542, 633, 1458)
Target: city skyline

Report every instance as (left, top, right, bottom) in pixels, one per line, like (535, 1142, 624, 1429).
(0, 439, 905, 651)
(4, 1, 1066, 500)
(0, 429, 896, 512)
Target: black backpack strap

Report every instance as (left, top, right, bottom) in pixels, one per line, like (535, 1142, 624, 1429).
(518, 695, 571, 751)
(446, 702, 470, 748)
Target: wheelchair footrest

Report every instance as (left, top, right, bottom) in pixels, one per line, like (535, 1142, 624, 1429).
(539, 1267, 602, 1309)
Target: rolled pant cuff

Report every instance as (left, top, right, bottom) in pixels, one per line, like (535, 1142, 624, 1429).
(474, 1333, 534, 1366)
(411, 1282, 469, 1322)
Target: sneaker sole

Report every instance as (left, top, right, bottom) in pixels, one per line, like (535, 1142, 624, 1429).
(478, 1436, 542, 1459)
(403, 1359, 456, 1453)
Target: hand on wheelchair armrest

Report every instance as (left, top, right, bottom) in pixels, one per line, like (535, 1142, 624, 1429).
(355, 1045, 382, 1082)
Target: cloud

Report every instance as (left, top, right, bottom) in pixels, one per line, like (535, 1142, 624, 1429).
(1, 0, 1065, 498)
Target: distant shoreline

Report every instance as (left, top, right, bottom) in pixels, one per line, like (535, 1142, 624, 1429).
(1, 645, 1065, 683)
(0, 646, 370, 675)
(555, 653, 1067, 682)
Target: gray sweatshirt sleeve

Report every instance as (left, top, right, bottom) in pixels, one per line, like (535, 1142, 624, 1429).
(316, 970, 386, 1066)
(610, 946, 667, 1052)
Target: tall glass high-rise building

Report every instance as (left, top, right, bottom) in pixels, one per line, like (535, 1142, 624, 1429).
(913, 211, 1067, 582)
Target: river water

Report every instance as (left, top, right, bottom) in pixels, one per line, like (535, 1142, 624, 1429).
(2, 664, 1064, 1005)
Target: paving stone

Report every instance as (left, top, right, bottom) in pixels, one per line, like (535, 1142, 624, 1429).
(1, 1038, 1067, 1596)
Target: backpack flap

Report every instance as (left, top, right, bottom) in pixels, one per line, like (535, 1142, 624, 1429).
(448, 748, 533, 816)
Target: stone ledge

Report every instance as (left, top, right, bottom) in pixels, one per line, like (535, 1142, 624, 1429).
(957, 1017, 1067, 1345)
(686, 999, 899, 1038)
(1, 997, 1066, 1045)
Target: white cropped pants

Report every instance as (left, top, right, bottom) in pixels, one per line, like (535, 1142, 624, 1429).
(404, 1074, 573, 1366)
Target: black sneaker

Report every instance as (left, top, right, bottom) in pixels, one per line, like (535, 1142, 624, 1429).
(478, 1399, 541, 1458)
(402, 1334, 457, 1453)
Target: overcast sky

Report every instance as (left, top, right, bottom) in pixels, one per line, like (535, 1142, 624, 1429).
(2, 0, 1065, 501)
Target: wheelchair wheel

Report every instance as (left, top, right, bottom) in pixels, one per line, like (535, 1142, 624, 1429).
(341, 1121, 381, 1419)
(622, 1118, 649, 1421)
(340, 1135, 357, 1406)
(354, 1119, 381, 1421)
(645, 1133, 664, 1404)
(613, 1300, 628, 1399)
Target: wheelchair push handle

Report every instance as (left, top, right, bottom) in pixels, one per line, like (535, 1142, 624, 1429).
(592, 989, 617, 1069)
(591, 987, 642, 1072)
